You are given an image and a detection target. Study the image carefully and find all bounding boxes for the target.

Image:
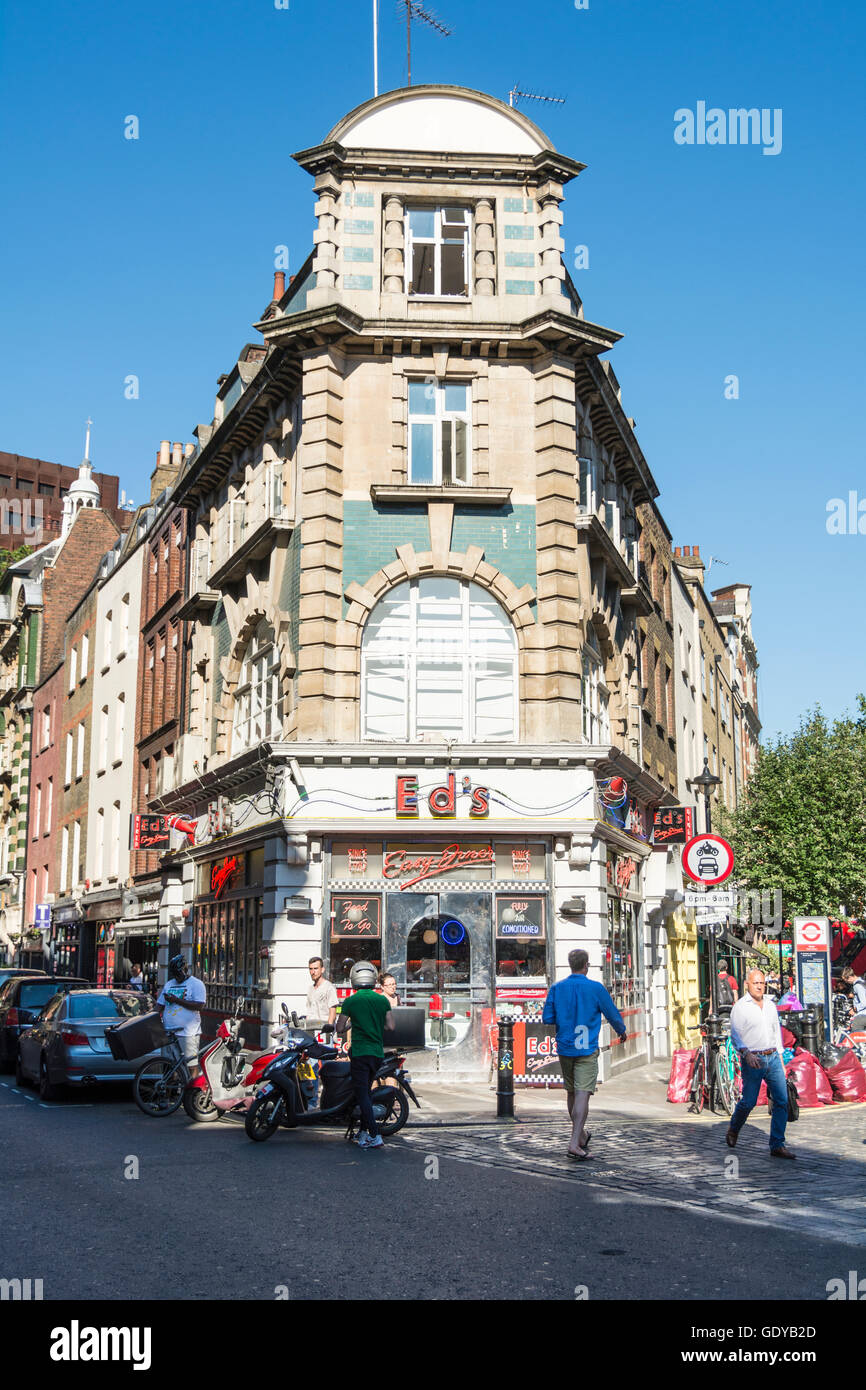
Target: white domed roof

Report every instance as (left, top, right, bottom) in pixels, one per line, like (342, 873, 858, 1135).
(326, 85, 554, 157)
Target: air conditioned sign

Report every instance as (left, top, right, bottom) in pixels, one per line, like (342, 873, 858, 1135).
(496, 895, 546, 940)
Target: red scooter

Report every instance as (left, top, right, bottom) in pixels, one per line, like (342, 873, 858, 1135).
(183, 998, 290, 1122)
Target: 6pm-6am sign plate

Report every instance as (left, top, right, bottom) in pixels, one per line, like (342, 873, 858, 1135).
(682, 834, 734, 885)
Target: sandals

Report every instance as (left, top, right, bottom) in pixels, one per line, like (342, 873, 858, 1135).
(567, 1150, 593, 1162)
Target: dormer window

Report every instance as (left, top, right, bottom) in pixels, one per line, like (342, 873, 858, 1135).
(406, 207, 470, 298)
(408, 381, 471, 485)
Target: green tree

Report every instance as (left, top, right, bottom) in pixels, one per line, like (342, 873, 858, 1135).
(717, 696, 866, 918)
(0, 544, 33, 584)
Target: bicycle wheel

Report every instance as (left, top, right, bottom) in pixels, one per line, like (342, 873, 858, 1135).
(714, 1052, 736, 1115)
(133, 1058, 186, 1116)
(689, 1049, 707, 1113)
(730, 1043, 743, 1103)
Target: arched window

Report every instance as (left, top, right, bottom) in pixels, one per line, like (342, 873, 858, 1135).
(362, 578, 518, 742)
(581, 625, 610, 744)
(232, 621, 283, 752)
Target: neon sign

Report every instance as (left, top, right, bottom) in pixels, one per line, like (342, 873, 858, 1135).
(211, 855, 240, 898)
(383, 842, 495, 890)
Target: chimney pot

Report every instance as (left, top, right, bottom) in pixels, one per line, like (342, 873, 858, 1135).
(693, 545, 700, 557)
(159, 440, 171, 468)
(289, 274, 295, 284)
(683, 545, 690, 557)
(273, 271, 286, 300)
(171, 442, 183, 466)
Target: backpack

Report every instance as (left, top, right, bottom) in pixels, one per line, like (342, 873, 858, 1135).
(717, 974, 735, 1007)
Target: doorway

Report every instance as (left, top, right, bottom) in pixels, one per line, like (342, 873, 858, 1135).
(384, 891, 493, 1072)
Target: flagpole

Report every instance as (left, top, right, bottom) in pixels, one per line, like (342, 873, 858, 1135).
(373, 0, 379, 95)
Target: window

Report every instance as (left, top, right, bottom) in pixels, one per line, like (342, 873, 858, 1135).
(33, 785, 41, 840)
(361, 578, 517, 743)
(95, 808, 105, 880)
(110, 802, 120, 877)
(72, 820, 81, 887)
(68, 646, 77, 692)
(45, 778, 52, 833)
(75, 722, 85, 779)
(581, 626, 610, 744)
(577, 456, 600, 516)
(80, 633, 88, 680)
(104, 611, 112, 668)
(700, 649, 706, 696)
(114, 694, 125, 761)
(64, 733, 73, 786)
(119, 596, 129, 656)
(406, 206, 470, 298)
(41, 704, 51, 748)
(99, 706, 109, 771)
(16, 477, 34, 493)
(709, 663, 716, 711)
(38, 482, 54, 497)
(232, 621, 284, 752)
(407, 380, 471, 485)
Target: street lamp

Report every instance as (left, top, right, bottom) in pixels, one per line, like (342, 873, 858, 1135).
(687, 757, 722, 834)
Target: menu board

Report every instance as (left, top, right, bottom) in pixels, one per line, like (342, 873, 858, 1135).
(331, 895, 382, 939)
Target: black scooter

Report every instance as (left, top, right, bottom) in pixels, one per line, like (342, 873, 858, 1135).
(244, 1007, 420, 1143)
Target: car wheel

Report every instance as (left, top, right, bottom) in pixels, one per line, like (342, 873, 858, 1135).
(39, 1055, 62, 1102)
(15, 1053, 29, 1087)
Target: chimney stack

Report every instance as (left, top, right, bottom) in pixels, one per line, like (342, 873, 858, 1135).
(150, 438, 188, 501)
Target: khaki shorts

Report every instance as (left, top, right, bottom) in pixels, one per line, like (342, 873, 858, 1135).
(559, 1051, 599, 1094)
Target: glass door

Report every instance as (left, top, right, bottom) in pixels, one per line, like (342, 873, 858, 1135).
(384, 891, 493, 1072)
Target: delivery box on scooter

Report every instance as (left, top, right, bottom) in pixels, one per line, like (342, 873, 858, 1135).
(105, 1010, 175, 1062)
(383, 1006, 427, 1051)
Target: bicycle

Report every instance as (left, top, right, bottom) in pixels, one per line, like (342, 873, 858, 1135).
(689, 1019, 742, 1116)
(133, 1032, 204, 1117)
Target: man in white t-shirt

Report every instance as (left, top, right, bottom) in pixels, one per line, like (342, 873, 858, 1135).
(157, 955, 207, 1078)
(726, 968, 795, 1159)
(303, 957, 338, 1109)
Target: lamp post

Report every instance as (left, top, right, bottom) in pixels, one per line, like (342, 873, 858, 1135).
(687, 757, 722, 835)
(686, 759, 724, 1025)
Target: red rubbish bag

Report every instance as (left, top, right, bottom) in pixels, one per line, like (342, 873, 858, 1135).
(667, 1047, 699, 1103)
(780, 1026, 796, 1049)
(824, 1049, 866, 1103)
(785, 1049, 833, 1107)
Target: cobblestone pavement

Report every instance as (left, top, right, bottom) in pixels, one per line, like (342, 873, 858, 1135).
(395, 1104, 866, 1249)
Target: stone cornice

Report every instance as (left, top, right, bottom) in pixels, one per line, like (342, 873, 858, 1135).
(292, 139, 585, 188)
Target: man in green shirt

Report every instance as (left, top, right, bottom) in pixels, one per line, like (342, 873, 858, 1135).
(337, 960, 393, 1149)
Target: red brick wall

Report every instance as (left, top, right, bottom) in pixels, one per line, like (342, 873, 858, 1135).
(40, 509, 120, 675)
(25, 664, 63, 923)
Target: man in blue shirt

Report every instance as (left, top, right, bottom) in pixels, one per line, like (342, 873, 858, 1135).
(542, 948, 627, 1161)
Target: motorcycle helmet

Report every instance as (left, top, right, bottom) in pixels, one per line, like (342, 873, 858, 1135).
(349, 960, 378, 989)
(168, 953, 189, 982)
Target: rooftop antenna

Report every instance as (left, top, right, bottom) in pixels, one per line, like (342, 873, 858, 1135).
(399, 1, 452, 87)
(705, 556, 729, 575)
(508, 83, 566, 110)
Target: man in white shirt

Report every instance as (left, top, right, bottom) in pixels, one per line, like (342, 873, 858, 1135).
(726, 968, 795, 1158)
(157, 954, 207, 1079)
(304, 957, 338, 1109)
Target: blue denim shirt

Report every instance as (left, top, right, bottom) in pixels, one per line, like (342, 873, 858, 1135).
(542, 972, 627, 1057)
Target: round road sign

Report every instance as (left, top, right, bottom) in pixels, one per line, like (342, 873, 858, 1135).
(682, 833, 734, 885)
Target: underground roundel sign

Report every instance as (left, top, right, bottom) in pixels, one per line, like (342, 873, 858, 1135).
(682, 833, 734, 885)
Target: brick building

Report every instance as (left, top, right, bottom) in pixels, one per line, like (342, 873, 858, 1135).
(0, 449, 131, 550)
(636, 499, 677, 796)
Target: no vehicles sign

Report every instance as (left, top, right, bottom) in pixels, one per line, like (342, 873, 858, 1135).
(682, 833, 734, 885)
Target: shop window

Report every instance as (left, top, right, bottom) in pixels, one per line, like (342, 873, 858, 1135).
(232, 621, 283, 752)
(407, 379, 471, 485)
(193, 894, 264, 1017)
(406, 206, 470, 298)
(495, 894, 547, 979)
(361, 578, 517, 743)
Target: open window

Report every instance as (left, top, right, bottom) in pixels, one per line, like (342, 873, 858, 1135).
(408, 380, 471, 485)
(406, 206, 470, 298)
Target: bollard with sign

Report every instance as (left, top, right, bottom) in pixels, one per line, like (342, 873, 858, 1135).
(496, 1014, 515, 1119)
(793, 917, 831, 1026)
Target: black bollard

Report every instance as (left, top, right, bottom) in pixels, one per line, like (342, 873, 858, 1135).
(800, 1007, 820, 1057)
(496, 1015, 515, 1119)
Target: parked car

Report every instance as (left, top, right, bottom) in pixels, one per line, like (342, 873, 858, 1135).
(16, 989, 158, 1100)
(0, 976, 91, 1070)
(0, 968, 47, 990)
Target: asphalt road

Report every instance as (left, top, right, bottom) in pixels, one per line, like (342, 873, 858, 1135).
(1, 1076, 862, 1305)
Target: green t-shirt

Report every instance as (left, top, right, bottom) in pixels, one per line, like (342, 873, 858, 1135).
(340, 989, 392, 1058)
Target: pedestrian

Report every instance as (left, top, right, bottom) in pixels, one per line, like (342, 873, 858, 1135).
(378, 972, 402, 1006)
(841, 966, 866, 1026)
(716, 958, 739, 1010)
(336, 960, 393, 1149)
(541, 948, 627, 1162)
(156, 954, 206, 1079)
(726, 968, 795, 1159)
(128, 964, 145, 992)
(304, 956, 338, 1109)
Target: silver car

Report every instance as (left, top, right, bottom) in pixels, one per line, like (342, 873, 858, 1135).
(16, 989, 161, 1101)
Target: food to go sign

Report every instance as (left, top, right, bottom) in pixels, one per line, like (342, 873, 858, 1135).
(682, 833, 734, 885)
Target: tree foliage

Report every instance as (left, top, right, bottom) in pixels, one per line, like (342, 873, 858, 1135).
(0, 545, 33, 584)
(717, 697, 866, 918)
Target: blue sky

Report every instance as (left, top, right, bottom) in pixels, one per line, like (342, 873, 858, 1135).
(1, 0, 863, 742)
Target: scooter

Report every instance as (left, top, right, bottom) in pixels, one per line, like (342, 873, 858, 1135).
(244, 1006, 420, 1143)
(183, 997, 291, 1122)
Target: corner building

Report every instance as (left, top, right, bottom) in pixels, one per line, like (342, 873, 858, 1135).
(158, 87, 675, 1078)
